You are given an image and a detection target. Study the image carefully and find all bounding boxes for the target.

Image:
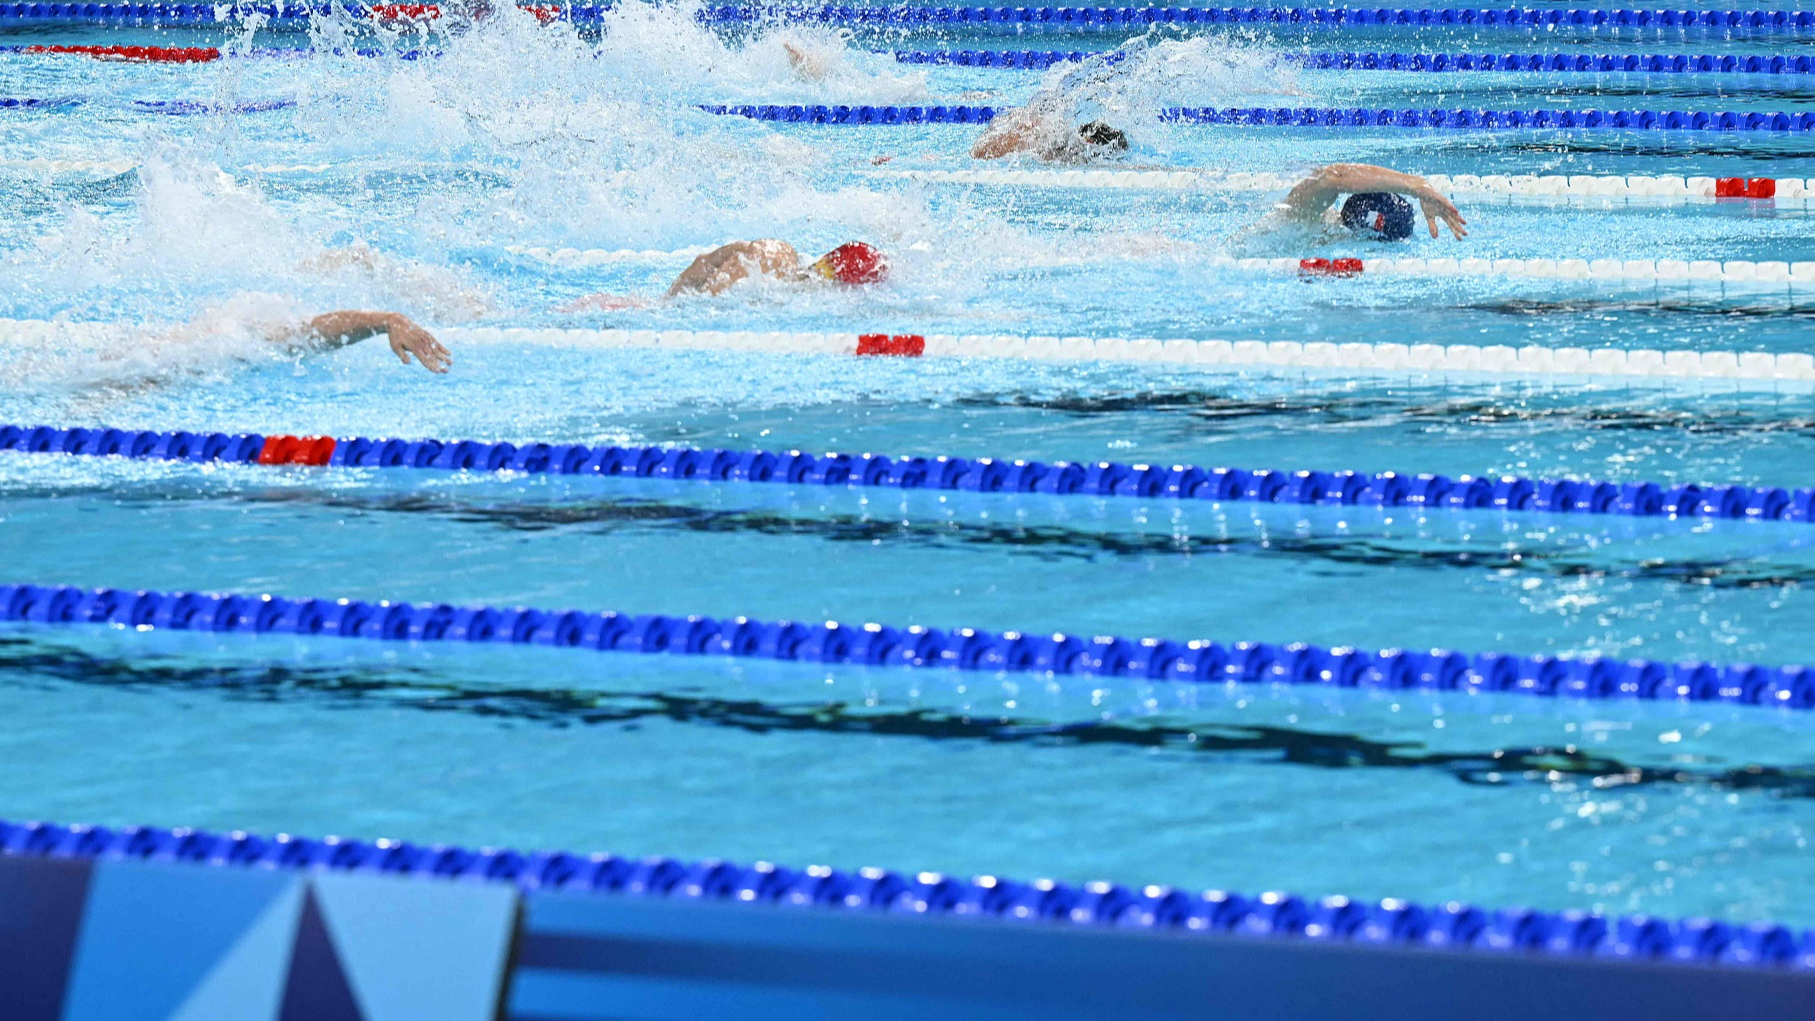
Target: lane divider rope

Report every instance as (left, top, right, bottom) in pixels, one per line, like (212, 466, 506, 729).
(0, 158, 1800, 209)
(696, 5, 1815, 30)
(6, 319, 1815, 385)
(4, 422, 1814, 526)
(0, 95, 296, 114)
(502, 249, 1815, 290)
(7, 817, 1809, 964)
(2, 4, 1810, 30)
(874, 168, 1803, 201)
(895, 48, 1815, 75)
(703, 103, 1815, 132)
(12, 44, 1812, 78)
(4, 581, 1812, 709)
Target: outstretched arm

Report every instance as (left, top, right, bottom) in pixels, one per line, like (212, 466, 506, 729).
(1278, 163, 1467, 239)
(971, 108, 1042, 160)
(304, 311, 452, 373)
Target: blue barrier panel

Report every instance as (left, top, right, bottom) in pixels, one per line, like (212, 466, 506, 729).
(3, 818, 1815, 1021)
(0, 851, 516, 1021)
(5, 423, 1812, 529)
(4, 581, 1813, 710)
(0, 854, 92, 1021)
(509, 887, 1815, 1021)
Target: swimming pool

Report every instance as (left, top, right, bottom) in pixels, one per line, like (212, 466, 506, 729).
(3, 0, 1815, 955)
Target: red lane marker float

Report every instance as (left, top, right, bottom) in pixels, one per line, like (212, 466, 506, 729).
(26, 44, 221, 62)
(257, 435, 337, 466)
(1298, 258, 1364, 277)
(856, 334, 926, 357)
(1715, 176, 1777, 199)
(368, 2, 441, 16)
(521, 3, 563, 21)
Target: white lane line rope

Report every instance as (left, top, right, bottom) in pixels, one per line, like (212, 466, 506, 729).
(874, 168, 1810, 201)
(4, 319, 1810, 386)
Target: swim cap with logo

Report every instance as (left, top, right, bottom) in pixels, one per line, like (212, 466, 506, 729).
(812, 242, 890, 285)
(1339, 192, 1415, 241)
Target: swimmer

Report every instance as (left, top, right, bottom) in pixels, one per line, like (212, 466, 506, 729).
(1230, 163, 1466, 255)
(1276, 163, 1467, 240)
(150, 295, 450, 373)
(972, 114, 1130, 162)
(558, 239, 889, 311)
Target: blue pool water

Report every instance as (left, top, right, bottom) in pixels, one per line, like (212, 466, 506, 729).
(3, 2, 1815, 929)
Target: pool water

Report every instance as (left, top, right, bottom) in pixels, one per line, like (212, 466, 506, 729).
(3, 2, 1814, 928)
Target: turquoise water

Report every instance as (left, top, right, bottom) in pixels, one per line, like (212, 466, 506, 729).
(2, 5, 1814, 927)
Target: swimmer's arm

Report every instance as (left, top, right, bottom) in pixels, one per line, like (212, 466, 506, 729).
(971, 110, 1038, 160)
(556, 293, 655, 312)
(783, 41, 832, 81)
(666, 240, 802, 296)
(302, 311, 452, 373)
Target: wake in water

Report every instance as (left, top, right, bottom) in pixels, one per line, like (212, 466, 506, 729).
(0, 5, 1315, 395)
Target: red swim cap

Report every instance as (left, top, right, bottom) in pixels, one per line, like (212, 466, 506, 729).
(816, 242, 889, 285)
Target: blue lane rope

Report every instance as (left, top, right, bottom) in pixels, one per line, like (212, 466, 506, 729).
(5, 96, 1806, 129)
(0, 3, 1811, 31)
(696, 5, 1815, 30)
(895, 48, 1815, 75)
(0, 96, 294, 114)
(6, 817, 1814, 966)
(4, 423, 1813, 527)
(6, 818, 1811, 966)
(701, 102, 1815, 131)
(4, 581, 1813, 708)
(10, 44, 1808, 77)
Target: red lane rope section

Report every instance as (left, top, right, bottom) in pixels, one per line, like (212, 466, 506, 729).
(1716, 176, 1777, 198)
(26, 44, 222, 62)
(367, 3, 440, 16)
(856, 334, 926, 357)
(1298, 258, 1365, 277)
(258, 435, 337, 466)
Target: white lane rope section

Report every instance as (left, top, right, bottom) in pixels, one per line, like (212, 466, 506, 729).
(872, 168, 1815, 201)
(499, 246, 1815, 289)
(2, 318, 1810, 385)
(435, 328, 1815, 385)
(503, 244, 717, 266)
(7, 159, 1808, 205)
(0, 159, 346, 175)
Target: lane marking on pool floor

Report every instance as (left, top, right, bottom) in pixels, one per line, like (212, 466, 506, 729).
(5, 318, 1812, 386)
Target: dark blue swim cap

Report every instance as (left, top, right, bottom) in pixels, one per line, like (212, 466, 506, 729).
(1340, 192, 1415, 241)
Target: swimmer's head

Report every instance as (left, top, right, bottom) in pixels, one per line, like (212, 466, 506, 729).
(1078, 121, 1129, 150)
(1339, 192, 1415, 241)
(811, 242, 890, 285)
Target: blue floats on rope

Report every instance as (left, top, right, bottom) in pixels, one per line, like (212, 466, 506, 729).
(895, 49, 1815, 76)
(700, 6, 1815, 31)
(4, 580, 1813, 710)
(702, 103, 1815, 132)
(3, 423, 1813, 527)
(7, 816, 1814, 967)
(1, 4, 1813, 30)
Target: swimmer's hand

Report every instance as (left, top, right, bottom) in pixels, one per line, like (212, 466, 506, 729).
(306, 310, 452, 374)
(384, 315, 453, 373)
(1415, 187, 1468, 239)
